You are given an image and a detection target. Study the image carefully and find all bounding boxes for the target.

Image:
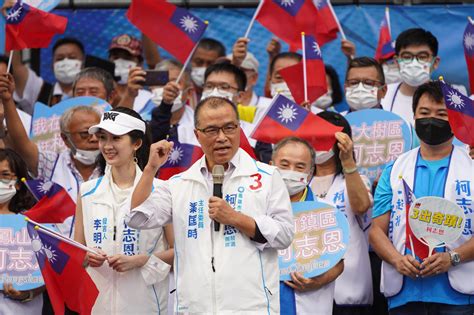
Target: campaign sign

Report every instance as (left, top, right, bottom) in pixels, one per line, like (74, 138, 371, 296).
(409, 196, 465, 256)
(30, 97, 111, 154)
(279, 201, 349, 281)
(346, 109, 411, 184)
(0, 214, 44, 290)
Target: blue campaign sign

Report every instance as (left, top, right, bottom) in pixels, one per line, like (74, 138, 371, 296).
(279, 201, 349, 281)
(0, 214, 44, 290)
(30, 96, 111, 154)
(24, 0, 61, 12)
(346, 109, 412, 184)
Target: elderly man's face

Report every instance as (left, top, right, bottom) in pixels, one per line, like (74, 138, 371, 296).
(63, 110, 100, 151)
(74, 78, 108, 100)
(273, 142, 313, 177)
(194, 100, 240, 170)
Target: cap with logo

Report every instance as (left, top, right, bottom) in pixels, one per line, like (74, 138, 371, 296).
(88, 111, 146, 136)
(109, 34, 143, 58)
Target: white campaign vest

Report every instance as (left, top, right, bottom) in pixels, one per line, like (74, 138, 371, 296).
(169, 149, 280, 314)
(382, 146, 474, 297)
(81, 165, 170, 315)
(322, 174, 373, 305)
(295, 282, 335, 315)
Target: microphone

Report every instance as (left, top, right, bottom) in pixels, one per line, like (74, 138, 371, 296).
(212, 165, 225, 232)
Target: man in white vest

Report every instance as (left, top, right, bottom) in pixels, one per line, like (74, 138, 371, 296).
(126, 96, 294, 313)
(370, 81, 474, 314)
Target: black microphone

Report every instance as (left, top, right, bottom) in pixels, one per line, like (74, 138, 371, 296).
(212, 165, 225, 232)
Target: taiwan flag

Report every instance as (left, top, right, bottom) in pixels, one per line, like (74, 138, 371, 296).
(1, 1, 67, 53)
(251, 95, 342, 151)
(279, 35, 327, 104)
(313, 0, 339, 45)
(464, 21, 474, 94)
(375, 8, 395, 61)
(127, 0, 207, 64)
(27, 222, 98, 314)
(440, 80, 474, 146)
(23, 179, 76, 224)
(158, 138, 203, 180)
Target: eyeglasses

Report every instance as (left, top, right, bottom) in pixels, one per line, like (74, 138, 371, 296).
(203, 82, 239, 92)
(66, 131, 93, 140)
(398, 52, 433, 63)
(346, 79, 383, 89)
(196, 123, 239, 137)
(0, 172, 16, 184)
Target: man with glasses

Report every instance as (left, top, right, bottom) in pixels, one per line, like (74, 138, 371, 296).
(126, 96, 294, 314)
(381, 28, 440, 127)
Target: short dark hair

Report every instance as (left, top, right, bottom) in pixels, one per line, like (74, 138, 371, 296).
(395, 28, 438, 56)
(272, 136, 316, 174)
(204, 62, 247, 91)
(412, 81, 443, 113)
(197, 38, 226, 57)
(53, 37, 85, 56)
(325, 65, 343, 105)
(269, 52, 302, 76)
(0, 55, 9, 66)
(72, 67, 115, 99)
(194, 96, 239, 128)
(346, 57, 385, 85)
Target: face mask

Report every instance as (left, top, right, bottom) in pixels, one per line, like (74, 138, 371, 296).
(398, 59, 432, 87)
(345, 82, 379, 111)
(270, 82, 294, 101)
(382, 63, 402, 85)
(311, 91, 333, 110)
(315, 149, 334, 165)
(415, 117, 453, 146)
(73, 149, 101, 165)
(54, 58, 82, 84)
(279, 169, 308, 196)
(191, 67, 206, 87)
(114, 58, 137, 85)
(151, 87, 184, 112)
(201, 88, 234, 102)
(0, 180, 17, 204)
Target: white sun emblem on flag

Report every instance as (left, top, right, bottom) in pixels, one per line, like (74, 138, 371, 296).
(42, 244, 58, 263)
(465, 32, 474, 51)
(312, 41, 321, 56)
(6, 4, 23, 22)
(447, 90, 465, 109)
(168, 146, 183, 165)
(277, 104, 298, 124)
(38, 180, 53, 194)
(281, 0, 294, 7)
(180, 15, 199, 33)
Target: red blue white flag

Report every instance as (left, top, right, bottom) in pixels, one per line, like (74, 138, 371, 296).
(375, 8, 395, 61)
(463, 20, 474, 94)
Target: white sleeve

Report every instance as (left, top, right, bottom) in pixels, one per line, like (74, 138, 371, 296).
(13, 68, 44, 115)
(125, 180, 173, 230)
(140, 254, 171, 286)
(253, 170, 294, 251)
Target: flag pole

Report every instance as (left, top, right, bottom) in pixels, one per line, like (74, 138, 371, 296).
(326, 0, 346, 40)
(244, 0, 265, 39)
(6, 51, 13, 73)
(301, 32, 308, 103)
(176, 21, 209, 84)
(385, 7, 391, 37)
(21, 178, 39, 202)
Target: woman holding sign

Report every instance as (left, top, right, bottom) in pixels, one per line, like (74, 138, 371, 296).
(0, 149, 44, 314)
(74, 107, 173, 314)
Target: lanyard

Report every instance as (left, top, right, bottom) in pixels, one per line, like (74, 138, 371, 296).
(389, 83, 403, 112)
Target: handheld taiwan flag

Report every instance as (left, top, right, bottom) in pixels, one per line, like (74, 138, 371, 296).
(126, 0, 207, 64)
(313, 0, 339, 44)
(464, 18, 474, 94)
(279, 34, 327, 104)
(1, 1, 67, 53)
(158, 138, 203, 180)
(375, 7, 395, 61)
(26, 221, 99, 314)
(440, 79, 474, 146)
(251, 95, 343, 150)
(22, 179, 76, 224)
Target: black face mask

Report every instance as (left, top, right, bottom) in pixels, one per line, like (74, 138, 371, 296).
(415, 117, 453, 145)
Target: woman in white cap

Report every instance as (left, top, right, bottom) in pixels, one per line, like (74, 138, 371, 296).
(74, 107, 173, 314)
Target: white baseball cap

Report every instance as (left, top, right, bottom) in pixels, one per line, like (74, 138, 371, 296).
(88, 111, 146, 135)
(226, 52, 259, 72)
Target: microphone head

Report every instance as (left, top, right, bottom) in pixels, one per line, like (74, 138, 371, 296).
(212, 165, 225, 184)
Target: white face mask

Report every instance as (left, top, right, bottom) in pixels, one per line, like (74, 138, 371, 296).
(151, 87, 184, 112)
(191, 67, 206, 87)
(345, 82, 379, 111)
(382, 63, 402, 84)
(0, 180, 17, 204)
(54, 58, 82, 84)
(311, 91, 333, 110)
(279, 169, 308, 196)
(73, 149, 101, 165)
(270, 82, 294, 101)
(201, 88, 234, 102)
(315, 149, 335, 165)
(114, 58, 137, 85)
(398, 59, 432, 87)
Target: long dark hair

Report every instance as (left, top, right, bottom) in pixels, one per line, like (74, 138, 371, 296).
(98, 107, 151, 175)
(0, 149, 35, 213)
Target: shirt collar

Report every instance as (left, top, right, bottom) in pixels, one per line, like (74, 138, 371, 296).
(65, 149, 101, 183)
(199, 149, 240, 179)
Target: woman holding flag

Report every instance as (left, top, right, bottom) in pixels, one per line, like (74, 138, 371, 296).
(74, 107, 173, 314)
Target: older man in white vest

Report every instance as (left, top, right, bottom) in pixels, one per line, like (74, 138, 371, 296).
(126, 96, 294, 314)
(370, 81, 474, 315)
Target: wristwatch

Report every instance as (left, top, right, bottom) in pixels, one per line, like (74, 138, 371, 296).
(449, 251, 461, 267)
